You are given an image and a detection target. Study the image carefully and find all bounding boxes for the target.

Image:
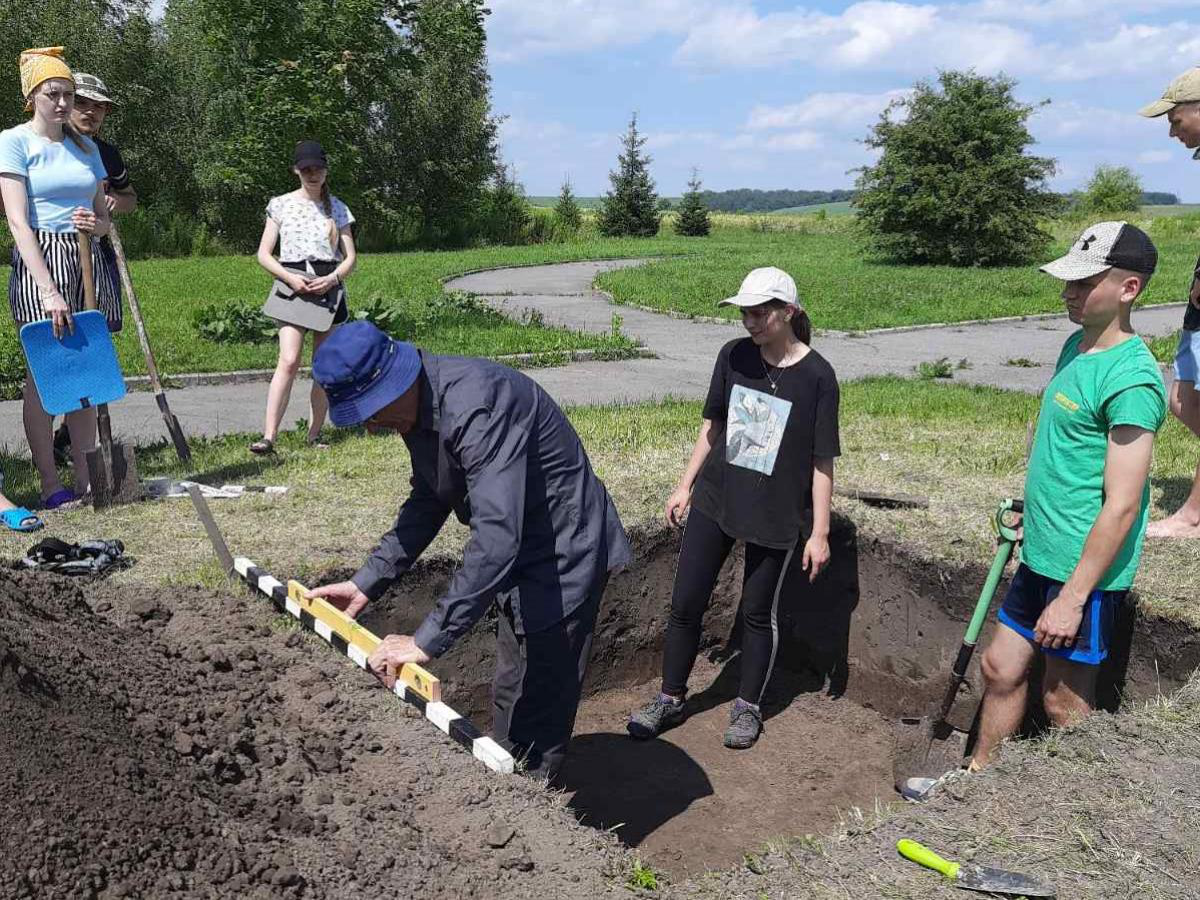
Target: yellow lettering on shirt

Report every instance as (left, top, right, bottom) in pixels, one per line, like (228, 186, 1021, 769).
(1054, 391, 1079, 413)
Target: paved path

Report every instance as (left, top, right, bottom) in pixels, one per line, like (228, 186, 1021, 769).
(0, 258, 1183, 451)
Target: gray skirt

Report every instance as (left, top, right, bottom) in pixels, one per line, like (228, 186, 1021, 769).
(9, 230, 122, 332)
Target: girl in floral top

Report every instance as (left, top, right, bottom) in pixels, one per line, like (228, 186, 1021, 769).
(251, 140, 357, 453)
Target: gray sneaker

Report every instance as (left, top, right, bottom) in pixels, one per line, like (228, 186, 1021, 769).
(723, 699, 762, 749)
(900, 767, 968, 803)
(627, 693, 686, 739)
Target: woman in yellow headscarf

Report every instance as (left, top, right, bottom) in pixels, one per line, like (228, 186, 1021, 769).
(0, 47, 115, 511)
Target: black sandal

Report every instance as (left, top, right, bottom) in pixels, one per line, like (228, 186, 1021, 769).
(249, 438, 275, 455)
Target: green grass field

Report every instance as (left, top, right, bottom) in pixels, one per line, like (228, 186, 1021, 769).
(2, 211, 1195, 381)
(596, 214, 1200, 331)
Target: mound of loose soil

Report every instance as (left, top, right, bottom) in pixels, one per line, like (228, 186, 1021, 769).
(0, 570, 626, 899)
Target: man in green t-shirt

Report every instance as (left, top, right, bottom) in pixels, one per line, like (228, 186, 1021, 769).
(905, 223, 1167, 802)
(970, 222, 1166, 773)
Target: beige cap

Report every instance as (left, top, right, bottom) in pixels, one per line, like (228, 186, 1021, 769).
(1139, 67, 1200, 117)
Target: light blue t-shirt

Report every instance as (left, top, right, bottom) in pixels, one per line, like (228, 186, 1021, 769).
(0, 124, 106, 233)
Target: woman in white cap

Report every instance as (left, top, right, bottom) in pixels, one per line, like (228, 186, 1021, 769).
(627, 266, 839, 749)
(0, 47, 115, 511)
(250, 139, 357, 454)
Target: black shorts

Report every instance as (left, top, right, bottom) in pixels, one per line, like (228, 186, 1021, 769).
(997, 564, 1123, 666)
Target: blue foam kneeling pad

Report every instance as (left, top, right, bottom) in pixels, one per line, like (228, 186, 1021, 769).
(19, 310, 126, 415)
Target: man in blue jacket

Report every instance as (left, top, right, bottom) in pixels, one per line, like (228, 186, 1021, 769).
(308, 321, 631, 781)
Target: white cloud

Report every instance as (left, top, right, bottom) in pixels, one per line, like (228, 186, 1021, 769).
(673, 1, 1035, 73)
(486, 0, 717, 61)
(1138, 149, 1175, 163)
(1031, 102, 1136, 139)
(746, 90, 911, 131)
(964, 0, 1200, 25)
(1035, 24, 1200, 81)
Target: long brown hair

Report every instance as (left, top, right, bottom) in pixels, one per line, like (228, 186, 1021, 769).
(319, 180, 339, 251)
(768, 299, 812, 345)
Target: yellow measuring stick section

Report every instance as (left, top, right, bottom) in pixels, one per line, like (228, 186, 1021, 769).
(287, 580, 442, 703)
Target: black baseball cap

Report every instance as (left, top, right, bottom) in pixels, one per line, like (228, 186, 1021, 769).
(294, 140, 327, 169)
(1040, 221, 1158, 281)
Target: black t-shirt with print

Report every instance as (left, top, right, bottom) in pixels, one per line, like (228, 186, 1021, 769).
(690, 337, 841, 550)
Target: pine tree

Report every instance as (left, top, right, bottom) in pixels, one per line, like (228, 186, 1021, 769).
(597, 114, 661, 237)
(674, 169, 711, 237)
(554, 177, 582, 234)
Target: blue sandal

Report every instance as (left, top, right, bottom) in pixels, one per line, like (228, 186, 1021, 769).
(41, 488, 81, 510)
(1, 507, 44, 533)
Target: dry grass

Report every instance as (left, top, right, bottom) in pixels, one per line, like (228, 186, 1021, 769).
(1, 377, 1196, 626)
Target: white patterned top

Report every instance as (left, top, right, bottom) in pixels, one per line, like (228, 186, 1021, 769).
(266, 191, 355, 262)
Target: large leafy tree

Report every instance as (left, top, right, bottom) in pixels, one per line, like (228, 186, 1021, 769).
(1077, 165, 1143, 216)
(854, 71, 1060, 266)
(598, 114, 660, 238)
(0, 0, 499, 252)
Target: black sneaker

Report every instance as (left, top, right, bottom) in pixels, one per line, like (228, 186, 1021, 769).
(627, 693, 686, 739)
(723, 699, 763, 749)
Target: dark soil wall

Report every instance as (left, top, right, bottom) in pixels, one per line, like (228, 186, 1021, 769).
(361, 515, 1200, 728)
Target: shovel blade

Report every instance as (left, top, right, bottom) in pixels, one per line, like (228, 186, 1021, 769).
(86, 441, 142, 508)
(893, 716, 969, 791)
(958, 863, 1056, 897)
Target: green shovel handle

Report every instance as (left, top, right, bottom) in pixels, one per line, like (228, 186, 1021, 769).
(897, 839, 960, 879)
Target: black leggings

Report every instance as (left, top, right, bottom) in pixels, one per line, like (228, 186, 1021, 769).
(661, 508, 796, 703)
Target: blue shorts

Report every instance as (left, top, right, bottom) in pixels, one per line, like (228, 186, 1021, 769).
(997, 564, 1123, 666)
(1173, 329, 1200, 385)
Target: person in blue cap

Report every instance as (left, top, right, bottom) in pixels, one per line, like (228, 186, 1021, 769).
(306, 321, 632, 781)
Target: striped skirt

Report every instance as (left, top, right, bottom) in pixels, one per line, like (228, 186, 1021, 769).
(9, 230, 122, 332)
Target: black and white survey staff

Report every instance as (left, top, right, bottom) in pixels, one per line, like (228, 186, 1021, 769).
(307, 321, 632, 781)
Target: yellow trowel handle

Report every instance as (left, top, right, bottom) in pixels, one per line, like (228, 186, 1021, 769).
(898, 840, 961, 880)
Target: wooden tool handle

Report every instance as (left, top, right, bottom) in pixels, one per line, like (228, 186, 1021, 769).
(77, 231, 97, 312)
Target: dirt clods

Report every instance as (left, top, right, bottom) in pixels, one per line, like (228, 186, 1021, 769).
(0, 570, 625, 899)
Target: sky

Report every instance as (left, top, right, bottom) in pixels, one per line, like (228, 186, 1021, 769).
(484, 0, 1200, 199)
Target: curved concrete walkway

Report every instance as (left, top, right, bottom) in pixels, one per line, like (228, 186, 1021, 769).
(450, 258, 1184, 401)
(0, 258, 1183, 450)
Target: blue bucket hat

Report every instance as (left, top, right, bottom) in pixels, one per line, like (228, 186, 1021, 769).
(312, 321, 421, 427)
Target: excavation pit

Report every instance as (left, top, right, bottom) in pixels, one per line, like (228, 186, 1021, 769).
(3, 517, 1197, 896)
(360, 519, 1200, 879)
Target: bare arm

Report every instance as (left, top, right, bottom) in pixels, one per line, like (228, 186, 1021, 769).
(108, 183, 137, 214)
(255, 218, 310, 292)
(1034, 425, 1154, 648)
(803, 456, 835, 581)
(334, 226, 356, 281)
(665, 418, 724, 527)
(88, 183, 111, 236)
(0, 174, 72, 335)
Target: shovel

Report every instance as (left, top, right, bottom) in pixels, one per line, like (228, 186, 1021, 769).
(898, 839, 1056, 897)
(893, 498, 1022, 790)
(108, 222, 191, 463)
(79, 230, 141, 508)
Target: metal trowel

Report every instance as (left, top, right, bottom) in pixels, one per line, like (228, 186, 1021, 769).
(898, 840, 1056, 897)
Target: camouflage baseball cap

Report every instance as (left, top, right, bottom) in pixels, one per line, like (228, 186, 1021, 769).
(73, 72, 114, 104)
(1139, 67, 1200, 117)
